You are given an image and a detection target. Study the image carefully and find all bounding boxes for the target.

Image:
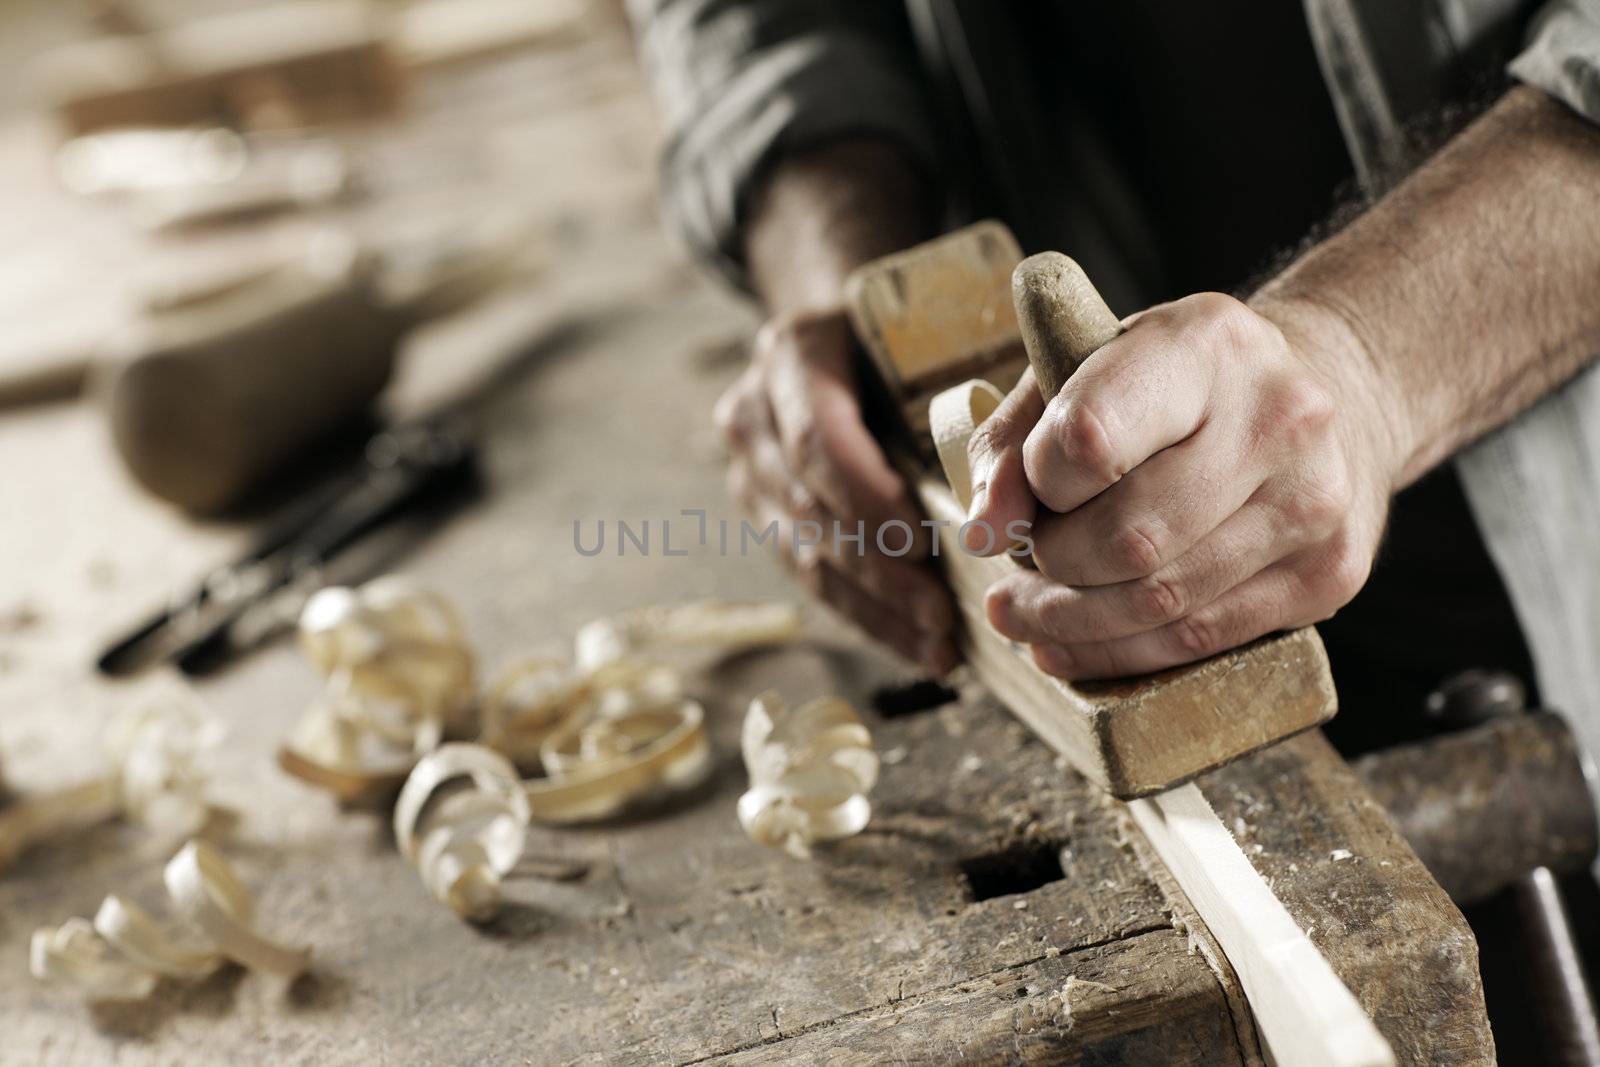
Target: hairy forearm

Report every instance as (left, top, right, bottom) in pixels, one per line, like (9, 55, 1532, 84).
(744, 136, 934, 316)
(1255, 86, 1600, 490)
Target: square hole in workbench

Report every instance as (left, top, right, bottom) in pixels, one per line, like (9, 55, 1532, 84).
(870, 678, 959, 718)
(960, 841, 1067, 902)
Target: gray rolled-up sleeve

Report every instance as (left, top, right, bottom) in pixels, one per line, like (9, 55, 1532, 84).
(625, 0, 937, 290)
(1510, 0, 1600, 122)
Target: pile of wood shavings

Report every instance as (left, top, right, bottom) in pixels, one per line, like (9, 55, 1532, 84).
(280, 580, 805, 920)
(279, 576, 478, 805)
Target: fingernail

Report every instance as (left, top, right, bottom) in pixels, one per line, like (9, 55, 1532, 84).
(966, 484, 987, 522)
(987, 593, 1017, 638)
(963, 488, 990, 553)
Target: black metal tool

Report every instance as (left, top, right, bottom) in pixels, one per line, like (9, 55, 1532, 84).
(96, 416, 477, 677)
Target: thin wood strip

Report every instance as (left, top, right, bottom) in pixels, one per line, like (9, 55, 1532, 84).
(1128, 785, 1395, 1067)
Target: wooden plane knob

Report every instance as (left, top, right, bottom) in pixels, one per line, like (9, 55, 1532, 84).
(1012, 252, 1121, 402)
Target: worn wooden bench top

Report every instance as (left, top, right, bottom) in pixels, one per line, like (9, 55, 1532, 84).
(0, 5, 1490, 1064)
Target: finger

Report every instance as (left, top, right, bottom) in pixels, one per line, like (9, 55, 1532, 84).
(1030, 562, 1323, 680)
(762, 328, 923, 538)
(814, 561, 960, 676)
(735, 369, 931, 561)
(987, 496, 1297, 644)
(712, 363, 767, 451)
(964, 368, 1044, 555)
(1023, 303, 1215, 513)
(735, 422, 951, 628)
(1029, 423, 1266, 585)
(742, 486, 957, 671)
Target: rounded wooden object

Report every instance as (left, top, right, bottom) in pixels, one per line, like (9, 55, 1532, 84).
(1011, 251, 1121, 402)
(101, 254, 404, 513)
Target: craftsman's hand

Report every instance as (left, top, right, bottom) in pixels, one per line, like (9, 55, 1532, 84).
(966, 293, 1398, 679)
(715, 307, 958, 673)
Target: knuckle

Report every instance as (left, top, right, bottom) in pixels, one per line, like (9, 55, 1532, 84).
(786, 481, 824, 522)
(713, 387, 748, 447)
(782, 420, 824, 475)
(1042, 398, 1122, 488)
(1107, 520, 1166, 577)
(1130, 572, 1188, 624)
(1171, 613, 1221, 660)
(1280, 467, 1349, 535)
(1189, 292, 1261, 351)
(1318, 537, 1371, 606)
(1261, 377, 1336, 446)
(725, 465, 755, 509)
(751, 319, 785, 363)
(966, 418, 1010, 471)
(1033, 594, 1086, 643)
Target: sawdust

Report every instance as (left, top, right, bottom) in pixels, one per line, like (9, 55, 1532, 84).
(1054, 976, 1118, 1031)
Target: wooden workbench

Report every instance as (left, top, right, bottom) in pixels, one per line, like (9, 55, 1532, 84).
(0, 4, 1493, 1064)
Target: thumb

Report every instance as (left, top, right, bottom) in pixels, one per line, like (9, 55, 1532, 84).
(963, 369, 1044, 556)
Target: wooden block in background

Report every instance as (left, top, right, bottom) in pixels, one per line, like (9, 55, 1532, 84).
(34, 2, 406, 135)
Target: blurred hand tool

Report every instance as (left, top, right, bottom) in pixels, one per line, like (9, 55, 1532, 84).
(95, 292, 598, 677)
(95, 414, 477, 678)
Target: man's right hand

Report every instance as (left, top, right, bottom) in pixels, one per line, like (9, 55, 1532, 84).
(714, 306, 957, 673)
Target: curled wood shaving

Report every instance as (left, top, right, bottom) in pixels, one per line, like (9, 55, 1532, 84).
(0, 691, 218, 871)
(394, 743, 531, 922)
(573, 601, 801, 672)
(482, 601, 799, 823)
(478, 656, 587, 768)
(164, 841, 312, 976)
(297, 578, 475, 719)
(281, 576, 477, 803)
(528, 701, 710, 823)
(737, 691, 879, 859)
(105, 693, 220, 836)
(30, 918, 161, 1000)
(482, 658, 710, 824)
(30, 841, 310, 999)
(929, 379, 1005, 511)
